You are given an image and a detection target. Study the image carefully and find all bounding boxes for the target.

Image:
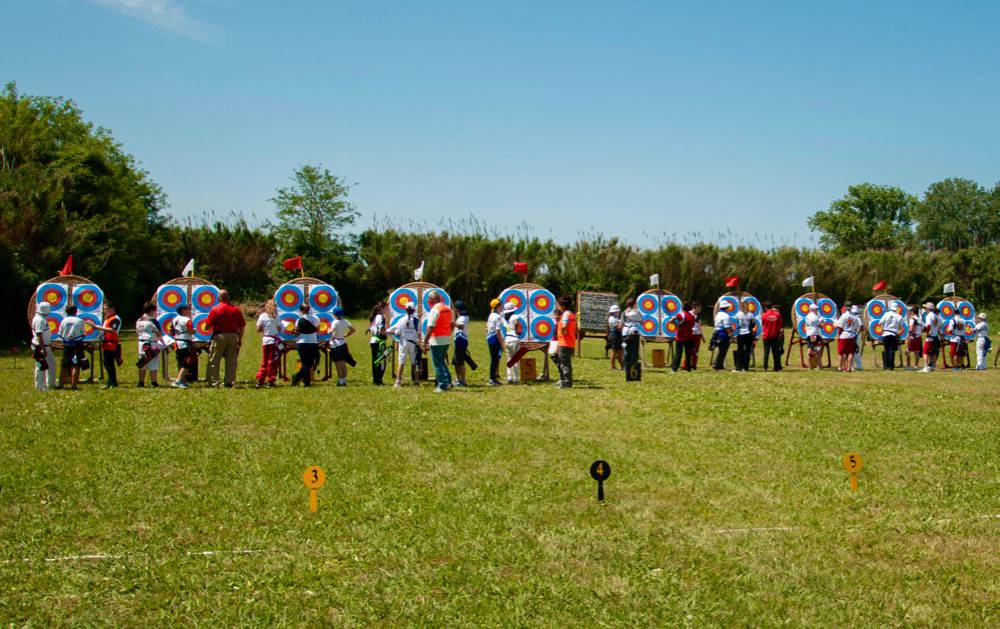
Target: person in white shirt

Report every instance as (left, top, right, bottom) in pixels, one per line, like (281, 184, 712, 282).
(291, 303, 320, 386)
(943, 316, 967, 370)
(367, 301, 388, 386)
(711, 307, 734, 370)
(483, 299, 505, 386)
(879, 303, 903, 370)
(974, 312, 990, 370)
(503, 302, 527, 383)
(31, 301, 56, 391)
(329, 306, 356, 386)
(390, 302, 422, 387)
(254, 300, 281, 388)
(920, 302, 941, 372)
(607, 304, 623, 371)
(451, 300, 477, 387)
(835, 302, 861, 372)
(135, 301, 162, 387)
(905, 305, 924, 370)
(733, 303, 755, 372)
(804, 304, 823, 370)
(170, 304, 196, 388)
(57, 304, 87, 389)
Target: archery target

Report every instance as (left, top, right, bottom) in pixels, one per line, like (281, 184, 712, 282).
(741, 296, 762, 316)
(45, 312, 64, 340)
(531, 315, 556, 341)
(899, 319, 910, 339)
(640, 315, 659, 337)
(422, 288, 451, 312)
(505, 316, 527, 340)
(157, 285, 187, 312)
(389, 287, 418, 313)
(957, 300, 975, 319)
(193, 285, 220, 312)
(389, 314, 405, 342)
(718, 295, 740, 313)
(661, 294, 682, 317)
(817, 298, 837, 318)
(959, 318, 976, 340)
(820, 320, 837, 340)
(37, 283, 68, 311)
(638, 293, 659, 315)
(315, 313, 334, 341)
(868, 320, 884, 340)
(529, 289, 556, 315)
(794, 297, 814, 318)
(499, 288, 526, 314)
(80, 313, 102, 342)
(193, 314, 213, 341)
(662, 317, 678, 338)
(937, 300, 955, 320)
(890, 300, 907, 318)
(867, 299, 886, 319)
(309, 285, 337, 312)
(275, 284, 304, 311)
(73, 284, 103, 312)
(796, 318, 808, 338)
(157, 312, 177, 333)
(277, 313, 299, 341)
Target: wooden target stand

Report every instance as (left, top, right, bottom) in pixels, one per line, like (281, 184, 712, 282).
(710, 290, 759, 368)
(385, 282, 453, 382)
(637, 289, 679, 369)
(784, 292, 834, 369)
(862, 293, 907, 369)
(154, 277, 218, 381)
(277, 277, 335, 382)
(28, 274, 104, 385)
(502, 282, 555, 382)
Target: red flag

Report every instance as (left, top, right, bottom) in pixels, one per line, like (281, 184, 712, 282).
(282, 256, 303, 271)
(724, 275, 739, 288)
(513, 262, 528, 274)
(58, 255, 73, 276)
(872, 280, 888, 291)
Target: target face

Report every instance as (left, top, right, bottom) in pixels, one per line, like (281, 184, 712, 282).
(794, 297, 814, 318)
(662, 318, 678, 338)
(638, 293, 659, 315)
(718, 295, 740, 313)
(157, 312, 177, 333)
(422, 288, 451, 312)
(869, 320, 884, 340)
(817, 298, 837, 318)
(796, 318, 808, 337)
(157, 285, 187, 312)
(899, 319, 910, 339)
(820, 320, 837, 339)
(640, 315, 659, 337)
(80, 313, 102, 342)
(37, 283, 68, 311)
(530, 289, 556, 315)
(661, 294, 682, 316)
(937, 300, 955, 320)
(192, 285, 220, 312)
(957, 300, 975, 319)
(278, 314, 299, 341)
(193, 314, 212, 341)
(531, 315, 555, 341)
(961, 319, 975, 339)
(499, 288, 526, 314)
(504, 317, 526, 340)
(867, 300, 886, 319)
(890, 300, 907, 318)
(316, 313, 334, 340)
(275, 284, 304, 311)
(45, 313, 64, 339)
(389, 287, 418, 313)
(73, 284, 103, 312)
(741, 296, 762, 316)
(309, 285, 337, 312)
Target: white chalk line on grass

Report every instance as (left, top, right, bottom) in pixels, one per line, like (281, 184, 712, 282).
(714, 513, 1000, 535)
(1, 549, 283, 565)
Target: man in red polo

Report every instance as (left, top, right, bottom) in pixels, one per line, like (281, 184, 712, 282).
(205, 289, 246, 387)
(761, 302, 784, 371)
(671, 302, 698, 372)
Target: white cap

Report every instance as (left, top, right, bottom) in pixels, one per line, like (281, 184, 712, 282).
(977, 312, 987, 320)
(37, 302, 51, 315)
(503, 302, 516, 313)
(850, 305, 860, 314)
(890, 303, 901, 313)
(609, 304, 621, 313)
(808, 304, 818, 311)
(405, 301, 416, 311)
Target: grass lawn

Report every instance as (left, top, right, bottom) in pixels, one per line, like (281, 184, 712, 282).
(1, 321, 997, 626)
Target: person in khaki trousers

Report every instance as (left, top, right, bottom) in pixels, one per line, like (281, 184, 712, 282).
(205, 289, 246, 387)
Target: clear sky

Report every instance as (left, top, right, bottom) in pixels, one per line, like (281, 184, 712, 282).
(8, 1, 1000, 247)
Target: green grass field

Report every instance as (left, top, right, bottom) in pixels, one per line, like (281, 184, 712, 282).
(1, 322, 998, 626)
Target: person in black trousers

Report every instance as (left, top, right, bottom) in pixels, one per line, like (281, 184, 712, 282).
(292, 304, 320, 386)
(711, 307, 733, 370)
(101, 302, 123, 388)
(671, 303, 699, 372)
(367, 301, 388, 385)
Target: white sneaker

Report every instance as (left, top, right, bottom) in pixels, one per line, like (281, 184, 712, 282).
(393, 382, 401, 388)
(919, 366, 933, 373)
(433, 386, 444, 393)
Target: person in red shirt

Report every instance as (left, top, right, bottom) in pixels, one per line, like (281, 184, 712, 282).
(205, 289, 246, 387)
(556, 296, 577, 388)
(760, 302, 784, 371)
(671, 302, 699, 372)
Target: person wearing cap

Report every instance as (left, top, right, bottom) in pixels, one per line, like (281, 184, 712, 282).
(30, 301, 56, 391)
(621, 297, 642, 380)
(732, 301, 756, 372)
(607, 304, 623, 371)
(330, 305, 356, 386)
(974, 312, 990, 370)
(367, 301, 389, 386)
(170, 303, 196, 388)
(452, 300, 477, 387)
(57, 304, 87, 390)
(390, 301, 422, 387)
(710, 303, 734, 370)
(760, 302, 783, 372)
(423, 291, 453, 392)
(485, 298, 504, 385)
(503, 301, 527, 384)
(942, 314, 967, 370)
(879, 303, 903, 370)
(804, 303, 823, 370)
(920, 302, 941, 372)
(555, 295, 577, 388)
(291, 303, 320, 386)
(835, 302, 861, 372)
(670, 302, 698, 373)
(905, 304, 924, 370)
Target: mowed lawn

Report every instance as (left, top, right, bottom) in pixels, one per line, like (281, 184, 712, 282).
(1, 321, 997, 626)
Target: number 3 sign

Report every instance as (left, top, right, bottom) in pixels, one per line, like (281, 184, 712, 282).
(302, 466, 326, 511)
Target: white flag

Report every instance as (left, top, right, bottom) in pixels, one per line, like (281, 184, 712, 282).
(801, 276, 814, 288)
(182, 258, 195, 277)
(649, 273, 659, 287)
(943, 282, 955, 294)
(413, 260, 424, 281)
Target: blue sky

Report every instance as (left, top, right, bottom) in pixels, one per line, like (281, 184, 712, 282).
(8, 1, 1000, 246)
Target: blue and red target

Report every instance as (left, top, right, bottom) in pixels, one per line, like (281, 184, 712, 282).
(157, 312, 177, 334)
(662, 318, 678, 338)
(422, 288, 451, 312)
(278, 314, 299, 341)
(868, 320, 884, 340)
(37, 283, 68, 311)
(275, 284, 304, 311)
(820, 320, 836, 339)
(718, 295, 740, 313)
(316, 313, 334, 340)
(499, 289, 526, 314)
(390, 288, 418, 313)
(891, 300, 907, 318)
(637, 293, 659, 315)
(193, 314, 213, 341)
(640, 315, 659, 337)
(80, 313, 102, 342)
(899, 319, 910, 339)
(73, 284, 103, 312)
(742, 297, 762, 316)
(309, 285, 337, 312)
(45, 313, 64, 339)
(531, 315, 555, 341)
(937, 300, 955, 320)
(817, 298, 837, 318)
(192, 285, 220, 312)
(796, 318, 808, 338)
(530, 289, 555, 315)
(661, 294, 682, 317)
(794, 297, 814, 318)
(957, 301, 974, 319)
(157, 285, 187, 312)
(867, 300, 886, 319)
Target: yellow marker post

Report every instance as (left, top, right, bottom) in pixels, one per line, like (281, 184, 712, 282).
(841, 453, 863, 492)
(302, 466, 326, 512)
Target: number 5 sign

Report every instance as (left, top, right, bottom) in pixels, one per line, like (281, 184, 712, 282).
(302, 466, 326, 512)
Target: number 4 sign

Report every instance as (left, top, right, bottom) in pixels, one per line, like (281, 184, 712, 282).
(302, 466, 326, 512)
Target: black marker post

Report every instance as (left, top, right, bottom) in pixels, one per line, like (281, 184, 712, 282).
(589, 460, 611, 502)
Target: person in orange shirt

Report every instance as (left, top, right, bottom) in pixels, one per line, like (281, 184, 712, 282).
(556, 295, 577, 388)
(422, 291, 454, 392)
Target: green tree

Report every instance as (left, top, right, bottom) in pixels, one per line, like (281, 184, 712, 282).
(912, 178, 996, 249)
(807, 183, 915, 252)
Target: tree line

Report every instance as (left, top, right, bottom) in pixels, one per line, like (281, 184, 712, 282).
(2, 83, 998, 344)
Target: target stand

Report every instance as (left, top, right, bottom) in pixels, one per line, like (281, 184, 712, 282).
(935, 296, 977, 369)
(711, 291, 762, 368)
(274, 278, 339, 382)
(863, 294, 910, 369)
(633, 289, 683, 368)
(498, 282, 558, 381)
(785, 292, 836, 369)
(152, 277, 222, 381)
(385, 282, 453, 381)
(28, 274, 106, 385)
